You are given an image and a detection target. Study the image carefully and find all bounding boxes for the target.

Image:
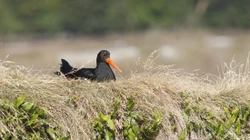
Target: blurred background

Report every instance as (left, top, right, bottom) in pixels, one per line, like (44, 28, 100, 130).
(0, 0, 250, 75)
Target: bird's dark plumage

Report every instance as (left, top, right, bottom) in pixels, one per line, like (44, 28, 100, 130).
(57, 50, 121, 82)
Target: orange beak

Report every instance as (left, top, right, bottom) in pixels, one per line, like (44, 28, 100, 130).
(106, 58, 122, 72)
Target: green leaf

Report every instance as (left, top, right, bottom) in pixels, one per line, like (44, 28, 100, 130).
(46, 128, 56, 139)
(26, 114, 39, 126)
(178, 129, 186, 140)
(192, 105, 200, 113)
(13, 95, 26, 108)
(94, 122, 103, 131)
(207, 119, 219, 129)
(126, 98, 134, 111)
(3, 99, 10, 111)
(247, 101, 250, 110)
(4, 133, 11, 140)
(72, 97, 78, 103)
(124, 129, 128, 136)
(112, 98, 120, 118)
(218, 124, 224, 136)
(226, 118, 232, 129)
(232, 107, 240, 116)
(182, 111, 189, 122)
(207, 110, 214, 119)
(37, 109, 46, 117)
(30, 114, 39, 122)
(104, 130, 113, 140)
(230, 114, 237, 123)
(192, 122, 200, 132)
(131, 112, 144, 122)
(100, 114, 110, 122)
(152, 112, 163, 127)
(224, 107, 231, 119)
(123, 121, 129, 128)
(56, 135, 71, 140)
(184, 104, 192, 115)
(243, 111, 249, 123)
(171, 125, 177, 132)
(21, 101, 34, 112)
(131, 123, 140, 136)
(128, 128, 136, 140)
(3, 104, 10, 111)
(32, 122, 40, 129)
(107, 119, 115, 131)
(180, 92, 189, 99)
(235, 118, 241, 135)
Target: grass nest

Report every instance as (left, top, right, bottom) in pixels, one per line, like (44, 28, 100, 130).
(0, 52, 250, 139)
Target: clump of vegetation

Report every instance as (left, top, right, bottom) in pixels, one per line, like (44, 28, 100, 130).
(177, 92, 250, 140)
(92, 96, 163, 140)
(0, 53, 250, 139)
(0, 95, 70, 139)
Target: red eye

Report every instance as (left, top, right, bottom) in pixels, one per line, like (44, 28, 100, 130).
(100, 53, 104, 57)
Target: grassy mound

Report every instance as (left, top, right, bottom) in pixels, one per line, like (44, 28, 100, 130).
(0, 52, 250, 139)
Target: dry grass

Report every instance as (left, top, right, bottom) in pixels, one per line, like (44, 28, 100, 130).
(0, 51, 250, 139)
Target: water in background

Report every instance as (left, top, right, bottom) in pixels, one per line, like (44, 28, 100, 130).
(0, 29, 249, 75)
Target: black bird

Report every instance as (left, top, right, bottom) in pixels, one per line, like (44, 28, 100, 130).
(57, 50, 122, 81)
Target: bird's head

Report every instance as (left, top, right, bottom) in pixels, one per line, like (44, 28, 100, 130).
(97, 50, 122, 72)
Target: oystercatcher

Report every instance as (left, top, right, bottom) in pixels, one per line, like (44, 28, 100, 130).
(57, 50, 122, 81)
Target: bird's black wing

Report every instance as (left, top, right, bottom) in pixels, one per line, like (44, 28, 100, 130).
(58, 59, 96, 80)
(74, 68, 96, 80)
